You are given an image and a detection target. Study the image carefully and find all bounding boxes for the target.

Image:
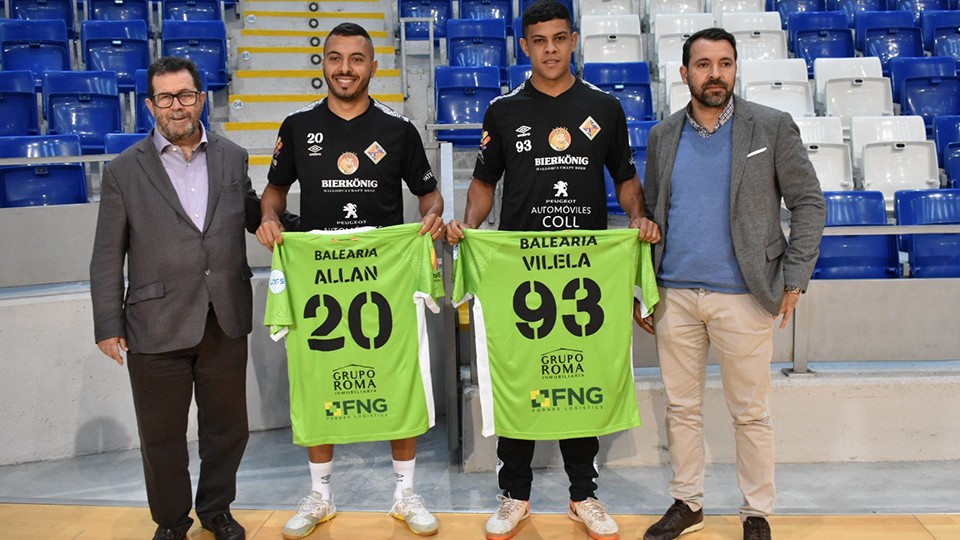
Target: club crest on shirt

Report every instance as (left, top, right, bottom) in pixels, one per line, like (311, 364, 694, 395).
(365, 141, 387, 164)
(548, 127, 571, 152)
(579, 116, 601, 140)
(337, 152, 359, 175)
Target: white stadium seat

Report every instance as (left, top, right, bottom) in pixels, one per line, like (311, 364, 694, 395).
(663, 60, 690, 116)
(850, 116, 937, 206)
(738, 59, 813, 118)
(580, 0, 639, 17)
(711, 0, 764, 26)
(813, 57, 883, 110)
(794, 116, 844, 144)
(580, 15, 644, 64)
(654, 13, 714, 73)
(823, 77, 894, 137)
(721, 10, 782, 32)
(732, 29, 788, 60)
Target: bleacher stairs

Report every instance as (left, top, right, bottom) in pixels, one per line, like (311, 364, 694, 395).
(217, 0, 404, 191)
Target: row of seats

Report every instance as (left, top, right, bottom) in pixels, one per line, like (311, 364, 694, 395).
(400, 0, 575, 39)
(0, 18, 229, 90)
(815, 189, 960, 278)
(6, 0, 228, 36)
(0, 69, 210, 150)
(0, 132, 144, 207)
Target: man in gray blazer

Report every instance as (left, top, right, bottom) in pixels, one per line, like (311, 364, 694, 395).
(639, 29, 825, 540)
(90, 57, 264, 540)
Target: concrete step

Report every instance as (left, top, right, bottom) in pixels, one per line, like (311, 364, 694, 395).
(231, 68, 401, 93)
(235, 44, 396, 70)
(229, 28, 394, 48)
(247, 153, 295, 194)
(226, 92, 404, 121)
(218, 121, 282, 150)
(240, 9, 386, 31)
(241, 0, 384, 12)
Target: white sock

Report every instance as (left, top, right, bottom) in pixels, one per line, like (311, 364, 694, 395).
(309, 460, 333, 501)
(393, 458, 416, 499)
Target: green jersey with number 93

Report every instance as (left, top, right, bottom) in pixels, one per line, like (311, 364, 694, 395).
(452, 228, 658, 440)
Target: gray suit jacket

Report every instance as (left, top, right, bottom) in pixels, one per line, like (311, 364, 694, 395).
(90, 131, 257, 353)
(643, 96, 826, 315)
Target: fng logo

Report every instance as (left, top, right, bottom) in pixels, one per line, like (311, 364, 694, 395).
(325, 398, 388, 417)
(530, 387, 603, 409)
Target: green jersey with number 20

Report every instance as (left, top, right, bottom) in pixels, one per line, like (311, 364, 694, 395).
(265, 224, 444, 446)
(452, 228, 658, 440)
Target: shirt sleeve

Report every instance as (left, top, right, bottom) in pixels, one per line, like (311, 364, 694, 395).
(267, 117, 297, 187)
(401, 121, 439, 195)
(264, 239, 294, 340)
(471, 104, 506, 185)
(605, 104, 638, 184)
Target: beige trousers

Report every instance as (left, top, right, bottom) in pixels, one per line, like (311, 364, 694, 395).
(653, 287, 777, 518)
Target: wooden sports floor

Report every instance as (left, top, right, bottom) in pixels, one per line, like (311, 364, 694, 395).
(1, 504, 958, 540)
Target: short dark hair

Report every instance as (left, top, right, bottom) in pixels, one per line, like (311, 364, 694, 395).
(521, 0, 573, 38)
(147, 56, 203, 97)
(682, 27, 738, 67)
(324, 22, 374, 57)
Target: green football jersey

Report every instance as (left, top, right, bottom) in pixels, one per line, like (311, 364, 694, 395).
(452, 228, 658, 440)
(265, 223, 444, 445)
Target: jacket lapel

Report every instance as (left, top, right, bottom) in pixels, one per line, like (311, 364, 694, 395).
(203, 133, 222, 233)
(729, 97, 755, 209)
(136, 136, 193, 227)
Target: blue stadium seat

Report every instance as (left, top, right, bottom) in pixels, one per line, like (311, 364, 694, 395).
(447, 18, 509, 83)
(604, 120, 656, 214)
(901, 76, 960, 135)
(86, 0, 151, 22)
(864, 26, 924, 76)
(134, 68, 210, 133)
(895, 188, 960, 277)
(582, 62, 655, 122)
(161, 0, 222, 21)
(795, 27, 855, 75)
(854, 9, 914, 52)
(814, 190, 900, 279)
(43, 71, 123, 155)
(777, 0, 826, 29)
(398, 0, 453, 40)
(82, 20, 151, 93)
(921, 10, 960, 52)
(897, 0, 949, 26)
(835, 0, 892, 28)
(932, 26, 960, 70)
(889, 55, 955, 103)
(434, 65, 500, 147)
(946, 149, 960, 187)
(161, 20, 228, 91)
(104, 132, 146, 153)
(0, 134, 87, 207)
(513, 17, 529, 64)
(789, 11, 847, 52)
(460, 0, 513, 23)
(8, 0, 77, 38)
(507, 64, 531, 89)
(0, 70, 40, 136)
(0, 19, 72, 89)
(934, 115, 960, 167)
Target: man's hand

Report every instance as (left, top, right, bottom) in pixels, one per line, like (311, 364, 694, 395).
(256, 214, 284, 251)
(630, 216, 661, 244)
(778, 291, 801, 330)
(632, 299, 655, 335)
(419, 213, 446, 241)
(97, 336, 128, 366)
(446, 219, 469, 245)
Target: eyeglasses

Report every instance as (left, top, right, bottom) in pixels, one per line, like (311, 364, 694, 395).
(151, 91, 201, 108)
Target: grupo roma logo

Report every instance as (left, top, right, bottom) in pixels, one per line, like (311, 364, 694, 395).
(548, 127, 571, 152)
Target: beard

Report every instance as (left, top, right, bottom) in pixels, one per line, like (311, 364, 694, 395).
(325, 73, 371, 102)
(692, 81, 732, 108)
(157, 114, 199, 143)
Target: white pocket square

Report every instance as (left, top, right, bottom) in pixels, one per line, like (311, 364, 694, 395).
(747, 147, 767, 158)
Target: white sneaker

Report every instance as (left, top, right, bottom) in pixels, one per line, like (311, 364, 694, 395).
(485, 494, 531, 540)
(569, 497, 619, 540)
(390, 488, 440, 536)
(282, 491, 336, 539)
